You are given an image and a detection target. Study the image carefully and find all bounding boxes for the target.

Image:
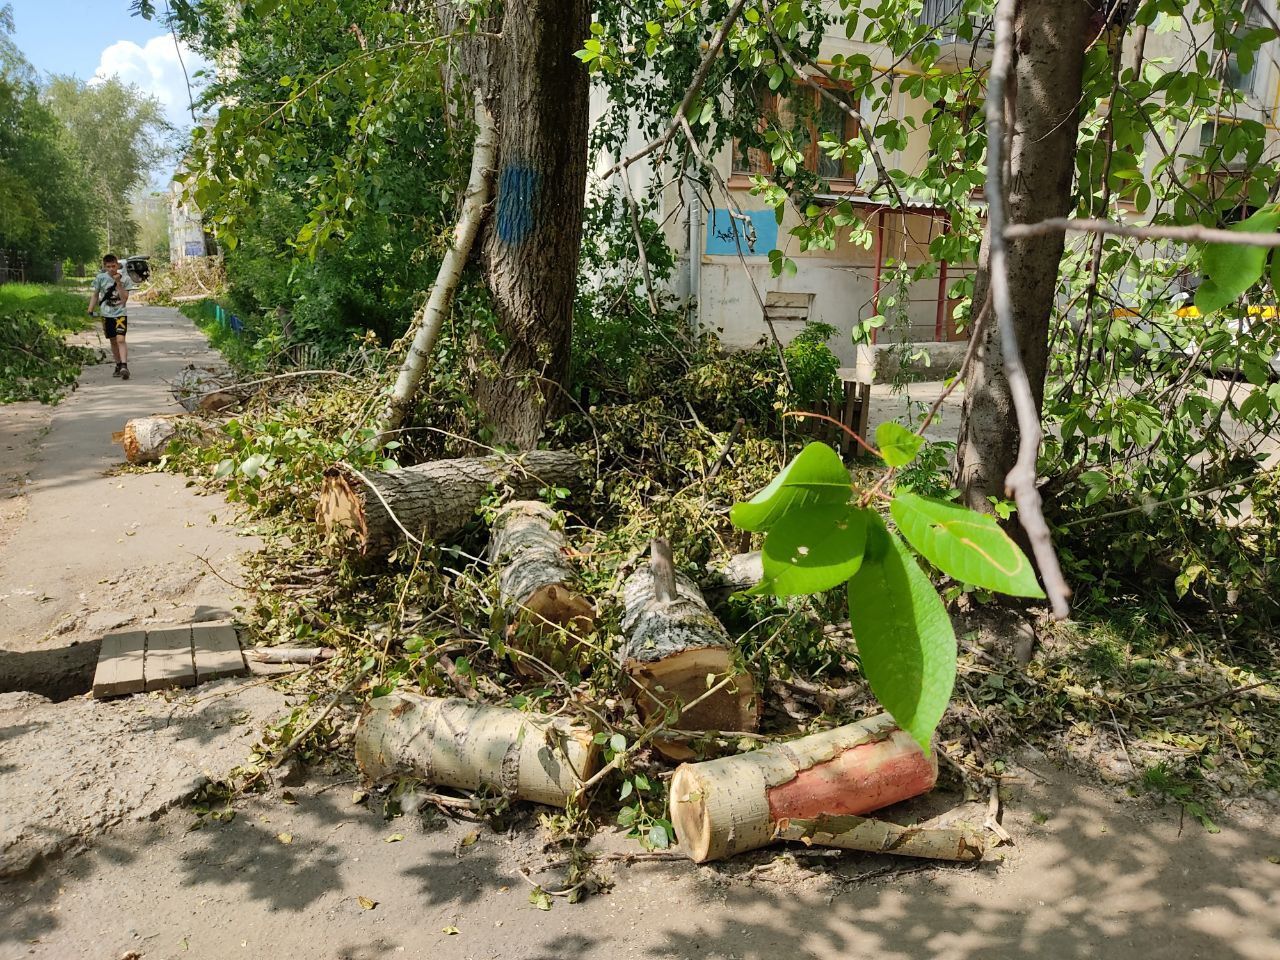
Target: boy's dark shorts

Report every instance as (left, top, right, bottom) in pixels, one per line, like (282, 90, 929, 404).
(103, 316, 128, 339)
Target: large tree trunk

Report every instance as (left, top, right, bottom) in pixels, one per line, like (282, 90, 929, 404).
(317, 451, 582, 556)
(470, 0, 592, 448)
(955, 1, 1094, 510)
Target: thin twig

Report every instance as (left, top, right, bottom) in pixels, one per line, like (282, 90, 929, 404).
(192, 369, 360, 399)
(707, 418, 745, 479)
(783, 410, 879, 456)
(1006, 217, 1280, 248)
(1148, 679, 1273, 718)
(916, 290, 991, 436)
(985, 0, 1071, 619)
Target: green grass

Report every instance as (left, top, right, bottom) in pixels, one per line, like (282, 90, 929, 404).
(180, 298, 279, 374)
(0, 282, 99, 404)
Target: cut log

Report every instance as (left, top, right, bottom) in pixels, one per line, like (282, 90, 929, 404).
(668, 713, 938, 863)
(619, 541, 758, 759)
(488, 501, 595, 674)
(774, 814, 985, 861)
(354, 693, 598, 808)
(704, 551, 762, 601)
(115, 416, 179, 464)
(318, 450, 582, 556)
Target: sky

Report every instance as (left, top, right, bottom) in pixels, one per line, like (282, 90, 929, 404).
(9, 0, 210, 133)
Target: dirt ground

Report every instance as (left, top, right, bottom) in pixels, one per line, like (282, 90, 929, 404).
(2, 308, 1278, 960)
(0, 306, 254, 651)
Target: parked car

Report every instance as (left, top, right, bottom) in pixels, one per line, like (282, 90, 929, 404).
(122, 255, 151, 284)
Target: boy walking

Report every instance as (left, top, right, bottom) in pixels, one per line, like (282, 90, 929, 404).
(88, 253, 135, 380)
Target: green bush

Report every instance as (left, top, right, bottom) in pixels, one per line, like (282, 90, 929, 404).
(0, 283, 97, 403)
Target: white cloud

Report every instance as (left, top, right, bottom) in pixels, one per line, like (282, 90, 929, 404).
(92, 35, 209, 131)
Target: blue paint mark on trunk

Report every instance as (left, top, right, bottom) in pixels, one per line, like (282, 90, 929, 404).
(496, 164, 539, 246)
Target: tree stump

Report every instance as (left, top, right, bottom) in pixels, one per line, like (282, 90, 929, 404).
(354, 693, 599, 808)
(489, 501, 595, 674)
(114, 417, 179, 464)
(618, 540, 758, 759)
(668, 713, 939, 862)
(317, 450, 582, 556)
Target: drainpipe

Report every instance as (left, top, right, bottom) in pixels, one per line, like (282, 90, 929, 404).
(871, 207, 887, 345)
(688, 189, 702, 334)
(935, 210, 950, 341)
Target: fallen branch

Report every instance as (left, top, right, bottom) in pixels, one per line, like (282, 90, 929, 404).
(668, 713, 938, 862)
(354, 694, 599, 808)
(375, 97, 497, 447)
(318, 450, 582, 556)
(775, 815, 986, 862)
(246, 647, 336, 665)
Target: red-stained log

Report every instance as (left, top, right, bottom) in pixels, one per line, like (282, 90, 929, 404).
(669, 713, 939, 863)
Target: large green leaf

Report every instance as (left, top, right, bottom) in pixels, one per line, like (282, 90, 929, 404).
(755, 503, 869, 597)
(890, 493, 1045, 598)
(847, 517, 956, 752)
(875, 421, 924, 468)
(730, 442, 851, 533)
(1195, 206, 1280, 314)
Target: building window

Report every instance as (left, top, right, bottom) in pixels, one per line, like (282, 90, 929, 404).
(1223, 10, 1267, 96)
(731, 82, 860, 186)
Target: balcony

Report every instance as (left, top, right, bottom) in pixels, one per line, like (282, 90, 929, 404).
(917, 0, 993, 68)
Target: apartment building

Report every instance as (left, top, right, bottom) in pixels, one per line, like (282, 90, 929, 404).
(590, 1, 1280, 373)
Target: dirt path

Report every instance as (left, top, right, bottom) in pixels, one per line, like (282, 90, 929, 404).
(2, 760, 1277, 960)
(1, 312, 1277, 959)
(0, 306, 254, 650)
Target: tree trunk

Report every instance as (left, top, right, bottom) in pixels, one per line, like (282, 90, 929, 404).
(317, 450, 582, 557)
(618, 542, 759, 759)
(489, 500, 595, 674)
(354, 693, 599, 808)
(375, 99, 498, 447)
(470, 0, 592, 448)
(668, 713, 938, 863)
(955, 1, 1094, 510)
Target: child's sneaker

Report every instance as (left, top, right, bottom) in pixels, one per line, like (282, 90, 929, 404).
(113, 363, 123, 377)
(119, 365, 130, 381)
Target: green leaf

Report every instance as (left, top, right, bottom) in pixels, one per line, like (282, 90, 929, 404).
(1195, 206, 1280, 314)
(755, 503, 869, 597)
(875, 422, 924, 467)
(847, 517, 956, 752)
(730, 442, 851, 533)
(890, 493, 1045, 598)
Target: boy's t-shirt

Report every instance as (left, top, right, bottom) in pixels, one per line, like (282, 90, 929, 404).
(93, 271, 135, 318)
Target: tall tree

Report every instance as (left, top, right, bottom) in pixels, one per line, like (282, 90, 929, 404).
(0, 9, 97, 268)
(43, 76, 173, 253)
(438, 0, 593, 447)
(954, 1, 1095, 513)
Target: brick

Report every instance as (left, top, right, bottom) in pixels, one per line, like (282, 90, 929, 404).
(143, 627, 195, 691)
(192, 623, 247, 683)
(91, 630, 146, 698)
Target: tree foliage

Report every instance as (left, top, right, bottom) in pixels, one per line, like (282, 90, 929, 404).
(43, 75, 173, 254)
(0, 9, 97, 268)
